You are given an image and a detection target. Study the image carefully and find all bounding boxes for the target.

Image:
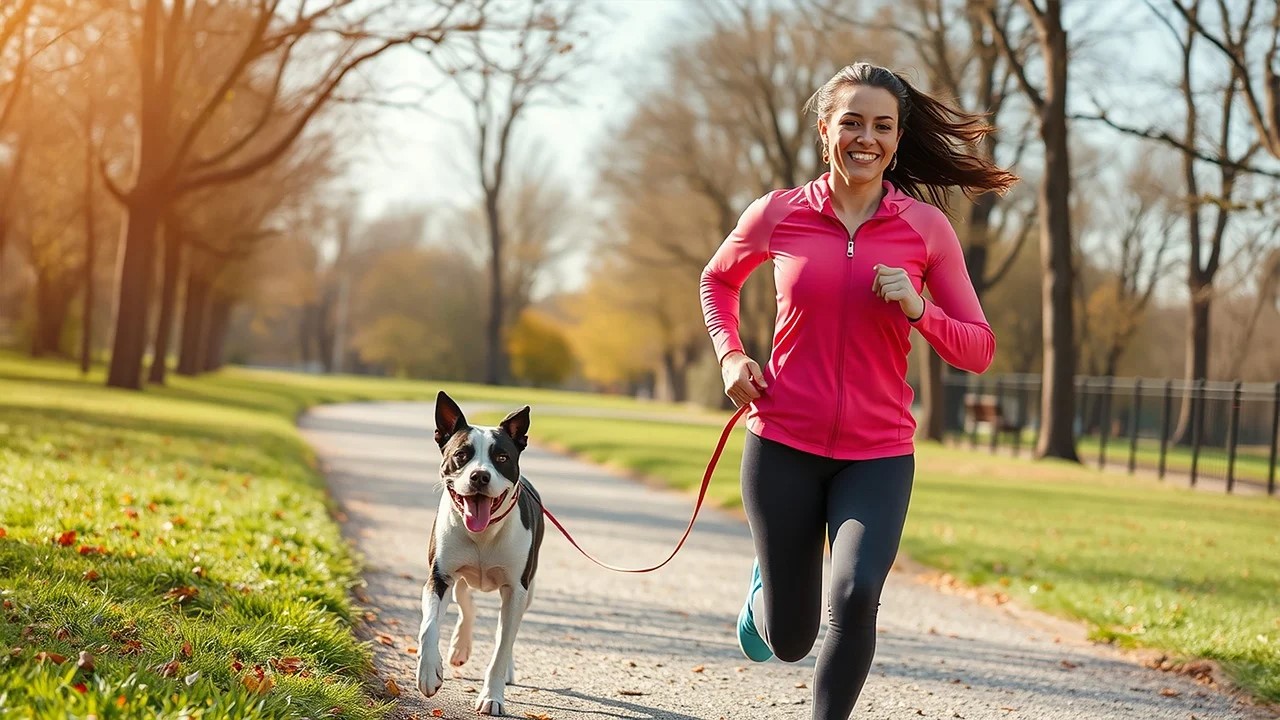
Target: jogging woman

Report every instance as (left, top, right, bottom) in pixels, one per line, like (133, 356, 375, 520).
(699, 62, 1017, 719)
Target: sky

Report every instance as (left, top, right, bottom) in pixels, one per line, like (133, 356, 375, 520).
(348, 0, 687, 219)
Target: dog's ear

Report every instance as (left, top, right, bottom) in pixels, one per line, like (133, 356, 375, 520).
(499, 406, 531, 452)
(434, 391, 470, 448)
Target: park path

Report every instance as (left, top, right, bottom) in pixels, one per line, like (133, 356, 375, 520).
(299, 401, 1275, 720)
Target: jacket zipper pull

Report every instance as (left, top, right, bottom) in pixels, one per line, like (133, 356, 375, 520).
(847, 238, 855, 258)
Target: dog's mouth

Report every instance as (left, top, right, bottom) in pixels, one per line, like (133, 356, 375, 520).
(449, 488, 509, 533)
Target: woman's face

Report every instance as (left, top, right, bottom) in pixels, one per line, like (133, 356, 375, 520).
(819, 84, 902, 185)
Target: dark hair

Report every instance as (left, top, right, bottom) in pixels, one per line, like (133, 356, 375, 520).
(804, 62, 1018, 210)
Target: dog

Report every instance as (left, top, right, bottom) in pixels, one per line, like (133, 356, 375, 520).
(416, 391, 545, 716)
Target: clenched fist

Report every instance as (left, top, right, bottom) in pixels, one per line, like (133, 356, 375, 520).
(872, 264, 925, 320)
(720, 351, 768, 408)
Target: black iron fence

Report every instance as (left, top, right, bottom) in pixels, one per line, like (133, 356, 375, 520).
(941, 373, 1280, 495)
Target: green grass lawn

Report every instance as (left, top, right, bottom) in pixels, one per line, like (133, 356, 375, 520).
(3, 353, 1279, 712)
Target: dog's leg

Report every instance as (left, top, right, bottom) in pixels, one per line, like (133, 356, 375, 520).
(476, 583, 529, 716)
(448, 580, 474, 669)
(415, 568, 451, 698)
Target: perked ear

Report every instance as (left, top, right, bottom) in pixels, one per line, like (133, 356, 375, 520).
(434, 391, 469, 448)
(499, 406, 531, 452)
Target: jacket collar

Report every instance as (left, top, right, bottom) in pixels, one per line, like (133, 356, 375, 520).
(803, 172, 913, 219)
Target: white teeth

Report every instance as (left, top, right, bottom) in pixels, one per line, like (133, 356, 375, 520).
(846, 151, 877, 161)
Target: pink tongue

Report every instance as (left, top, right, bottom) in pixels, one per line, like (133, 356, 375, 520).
(462, 496, 492, 533)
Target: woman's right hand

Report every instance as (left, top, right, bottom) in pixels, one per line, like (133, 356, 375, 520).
(720, 351, 768, 408)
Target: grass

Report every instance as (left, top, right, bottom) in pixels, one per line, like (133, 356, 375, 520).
(3, 353, 1278, 710)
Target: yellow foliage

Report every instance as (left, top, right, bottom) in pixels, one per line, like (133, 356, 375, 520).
(506, 309, 574, 387)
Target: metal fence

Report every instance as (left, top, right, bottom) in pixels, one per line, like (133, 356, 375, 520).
(941, 373, 1280, 495)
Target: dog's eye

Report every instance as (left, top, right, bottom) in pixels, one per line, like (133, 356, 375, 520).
(494, 453, 509, 464)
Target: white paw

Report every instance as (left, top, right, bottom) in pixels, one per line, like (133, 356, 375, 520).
(448, 635, 470, 667)
(416, 654, 443, 698)
(476, 695, 505, 716)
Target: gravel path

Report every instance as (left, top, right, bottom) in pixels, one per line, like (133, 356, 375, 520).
(299, 401, 1276, 720)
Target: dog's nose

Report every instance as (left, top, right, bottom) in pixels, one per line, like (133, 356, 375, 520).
(469, 469, 490, 486)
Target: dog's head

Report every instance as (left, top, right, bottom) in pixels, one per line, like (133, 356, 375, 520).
(434, 391, 530, 534)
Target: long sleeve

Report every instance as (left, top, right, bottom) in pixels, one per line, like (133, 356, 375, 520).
(911, 217, 996, 374)
(699, 195, 773, 364)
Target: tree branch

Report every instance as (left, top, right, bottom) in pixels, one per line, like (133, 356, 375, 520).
(1070, 111, 1280, 179)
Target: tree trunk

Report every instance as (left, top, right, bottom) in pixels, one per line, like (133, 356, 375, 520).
(147, 222, 184, 385)
(918, 350, 947, 440)
(107, 202, 162, 389)
(32, 274, 73, 357)
(202, 295, 231, 372)
(1173, 287, 1211, 443)
(79, 138, 97, 375)
(177, 266, 209, 376)
(484, 194, 505, 385)
(1033, 18, 1079, 462)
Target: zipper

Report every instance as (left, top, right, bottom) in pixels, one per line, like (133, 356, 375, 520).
(826, 221, 861, 454)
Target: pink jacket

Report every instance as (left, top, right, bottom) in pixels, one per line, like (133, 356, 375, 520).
(700, 175, 994, 460)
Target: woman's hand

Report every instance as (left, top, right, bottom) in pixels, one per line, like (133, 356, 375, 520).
(872, 264, 925, 320)
(720, 351, 768, 408)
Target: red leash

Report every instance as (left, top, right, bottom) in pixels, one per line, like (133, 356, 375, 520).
(540, 403, 750, 573)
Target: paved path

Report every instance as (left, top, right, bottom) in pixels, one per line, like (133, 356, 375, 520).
(300, 401, 1276, 720)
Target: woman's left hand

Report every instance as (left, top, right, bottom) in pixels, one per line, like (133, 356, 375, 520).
(872, 264, 925, 320)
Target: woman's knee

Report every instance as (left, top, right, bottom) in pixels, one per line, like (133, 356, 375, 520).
(828, 574, 884, 629)
(763, 608, 820, 662)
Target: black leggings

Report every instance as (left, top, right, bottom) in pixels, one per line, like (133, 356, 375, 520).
(740, 431, 914, 720)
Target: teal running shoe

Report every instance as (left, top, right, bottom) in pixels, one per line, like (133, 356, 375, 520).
(736, 559, 772, 662)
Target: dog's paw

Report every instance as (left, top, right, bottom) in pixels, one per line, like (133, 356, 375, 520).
(415, 656, 444, 698)
(475, 692, 505, 716)
(448, 636, 470, 667)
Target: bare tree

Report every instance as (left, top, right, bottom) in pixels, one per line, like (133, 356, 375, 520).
(97, 0, 487, 389)
(1171, 0, 1280, 158)
(982, 0, 1079, 461)
(433, 2, 587, 385)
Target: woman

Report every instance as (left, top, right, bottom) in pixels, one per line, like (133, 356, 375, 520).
(699, 62, 1016, 719)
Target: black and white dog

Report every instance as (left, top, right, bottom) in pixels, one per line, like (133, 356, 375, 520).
(416, 391, 545, 716)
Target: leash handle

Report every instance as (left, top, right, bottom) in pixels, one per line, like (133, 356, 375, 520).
(541, 402, 751, 574)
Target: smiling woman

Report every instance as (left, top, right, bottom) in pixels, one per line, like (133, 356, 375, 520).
(699, 61, 1020, 720)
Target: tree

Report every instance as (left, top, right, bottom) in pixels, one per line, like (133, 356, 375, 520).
(434, 2, 589, 385)
(982, 0, 1079, 461)
(99, 0, 487, 389)
(1171, 0, 1280, 159)
(507, 308, 573, 387)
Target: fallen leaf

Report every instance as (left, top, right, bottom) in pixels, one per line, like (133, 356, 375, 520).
(691, 664, 705, 673)
(83, 569, 101, 582)
(406, 646, 418, 655)
(1060, 660, 1079, 669)
(56, 628, 71, 641)
(385, 677, 401, 697)
(124, 508, 139, 520)
(271, 656, 304, 675)
(181, 641, 193, 658)
(617, 689, 645, 696)
(1159, 687, 1180, 697)
(432, 710, 445, 718)
(794, 682, 807, 688)
(78, 545, 108, 556)
(35, 651, 67, 664)
(375, 632, 396, 647)
(523, 713, 554, 720)
(120, 640, 143, 655)
(72, 682, 87, 693)
(77, 651, 95, 672)
(164, 586, 200, 604)
(157, 659, 181, 677)
(55, 531, 77, 546)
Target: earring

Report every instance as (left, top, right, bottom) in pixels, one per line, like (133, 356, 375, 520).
(889, 153, 898, 171)
(822, 145, 830, 164)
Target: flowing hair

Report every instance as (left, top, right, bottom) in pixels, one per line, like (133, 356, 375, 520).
(804, 62, 1019, 210)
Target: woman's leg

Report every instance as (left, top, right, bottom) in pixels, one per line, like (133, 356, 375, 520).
(812, 454, 914, 720)
(739, 432, 835, 662)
